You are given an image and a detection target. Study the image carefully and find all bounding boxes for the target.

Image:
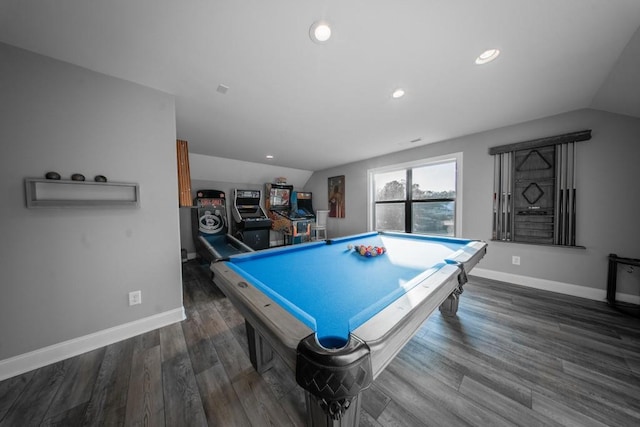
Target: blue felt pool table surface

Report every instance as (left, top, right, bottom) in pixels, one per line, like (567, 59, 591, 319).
(225, 231, 477, 347)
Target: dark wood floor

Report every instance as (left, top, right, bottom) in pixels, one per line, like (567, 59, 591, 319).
(2, 260, 640, 426)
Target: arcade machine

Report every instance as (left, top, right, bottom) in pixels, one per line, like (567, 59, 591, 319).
(293, 191, 316, 220)
(191, 189, 253, 263)
(231, 189, 271, 250)
(265, 183, 314, 245)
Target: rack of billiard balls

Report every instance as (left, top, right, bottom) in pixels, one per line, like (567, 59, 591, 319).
(348, 244, 386, 257)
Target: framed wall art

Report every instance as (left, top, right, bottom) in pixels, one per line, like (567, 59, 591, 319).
(328, 175, 345, 218)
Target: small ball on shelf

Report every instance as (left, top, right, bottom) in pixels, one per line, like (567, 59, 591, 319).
(45, 171, 61, 180)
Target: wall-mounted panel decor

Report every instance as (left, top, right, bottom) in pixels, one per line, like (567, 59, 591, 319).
(328, 175, 345, 218)
(177, 139, 193, 207)
(490, 130, 591, 246)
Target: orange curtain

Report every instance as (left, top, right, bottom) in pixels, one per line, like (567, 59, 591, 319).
(176, 140, 193, 207)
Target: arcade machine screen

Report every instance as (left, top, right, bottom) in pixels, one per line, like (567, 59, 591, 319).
(295, 191, 315, 219)
(234, 190, 265, 219)
(269, 187, 291, 211)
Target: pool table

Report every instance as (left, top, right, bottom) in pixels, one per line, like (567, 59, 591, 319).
(211, 231, 487, 426)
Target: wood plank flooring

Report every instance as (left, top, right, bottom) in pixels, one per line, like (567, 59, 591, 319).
(1, 260, 639, 426)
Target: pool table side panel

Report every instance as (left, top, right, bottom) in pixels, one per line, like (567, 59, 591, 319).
(211, 262, 314, 371)
(352, 264, 462, 377)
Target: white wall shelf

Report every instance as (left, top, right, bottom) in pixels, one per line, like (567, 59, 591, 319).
(25, 178, 140, 208)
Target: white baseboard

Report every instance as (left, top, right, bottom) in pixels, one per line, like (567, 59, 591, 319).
(470, 268, 640, 305)
(0, 307, 186, 382)
(616, 293, 640, 305)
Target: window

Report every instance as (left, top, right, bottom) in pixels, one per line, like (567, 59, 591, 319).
(369, 154, 462, 236)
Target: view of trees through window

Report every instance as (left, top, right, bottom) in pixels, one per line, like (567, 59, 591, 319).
(373, 161, 456, 236)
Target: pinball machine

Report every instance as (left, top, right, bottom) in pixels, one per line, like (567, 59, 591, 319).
(265, 183, 314, 245)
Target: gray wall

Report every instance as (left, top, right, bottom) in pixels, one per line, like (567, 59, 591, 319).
(304, 109, 640, 296)
(0, 43, 183, 360)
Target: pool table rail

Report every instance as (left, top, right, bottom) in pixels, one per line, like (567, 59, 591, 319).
(444, 239, 488, 267)
(352, 263, 462, 377)
(211, 262, 313, 371)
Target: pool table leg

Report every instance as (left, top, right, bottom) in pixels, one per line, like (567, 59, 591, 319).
(296, 334, 372, 426)
(304, 390, 362, 427)
(245, 320, 275, 373)
(439, 262, 468, 317)
(439, 289, 461, 317)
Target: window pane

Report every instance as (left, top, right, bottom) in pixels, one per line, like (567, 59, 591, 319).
(412, 162, 456, 200)
(374, 170, 406, 201)
(375, 203, 405, 231)
(412, 201, 455, 236)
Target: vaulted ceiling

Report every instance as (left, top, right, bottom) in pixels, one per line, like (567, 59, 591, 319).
(2, 1, 639, 171)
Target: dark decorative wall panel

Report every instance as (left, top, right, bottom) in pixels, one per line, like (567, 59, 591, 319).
(490, 130, 590, 246)
(513, 146, 556, 244)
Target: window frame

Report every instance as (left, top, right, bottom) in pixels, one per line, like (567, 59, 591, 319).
(367, 152, 463, 236)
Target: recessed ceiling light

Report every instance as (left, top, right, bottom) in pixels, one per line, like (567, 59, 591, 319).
(475, 49, 500, 65)
(310, 21, 331, 43)
(392, 88, 405, 99)
(266, 155, 274, 159)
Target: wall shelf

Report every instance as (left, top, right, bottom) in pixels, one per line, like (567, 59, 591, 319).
(25, 178, 140, 208)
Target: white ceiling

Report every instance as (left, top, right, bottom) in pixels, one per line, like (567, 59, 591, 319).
(2, 0, 639, 171)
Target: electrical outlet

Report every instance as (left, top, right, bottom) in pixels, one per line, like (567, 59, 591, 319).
(129, 290, 142, 306)
(512, 256, 521, 265)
